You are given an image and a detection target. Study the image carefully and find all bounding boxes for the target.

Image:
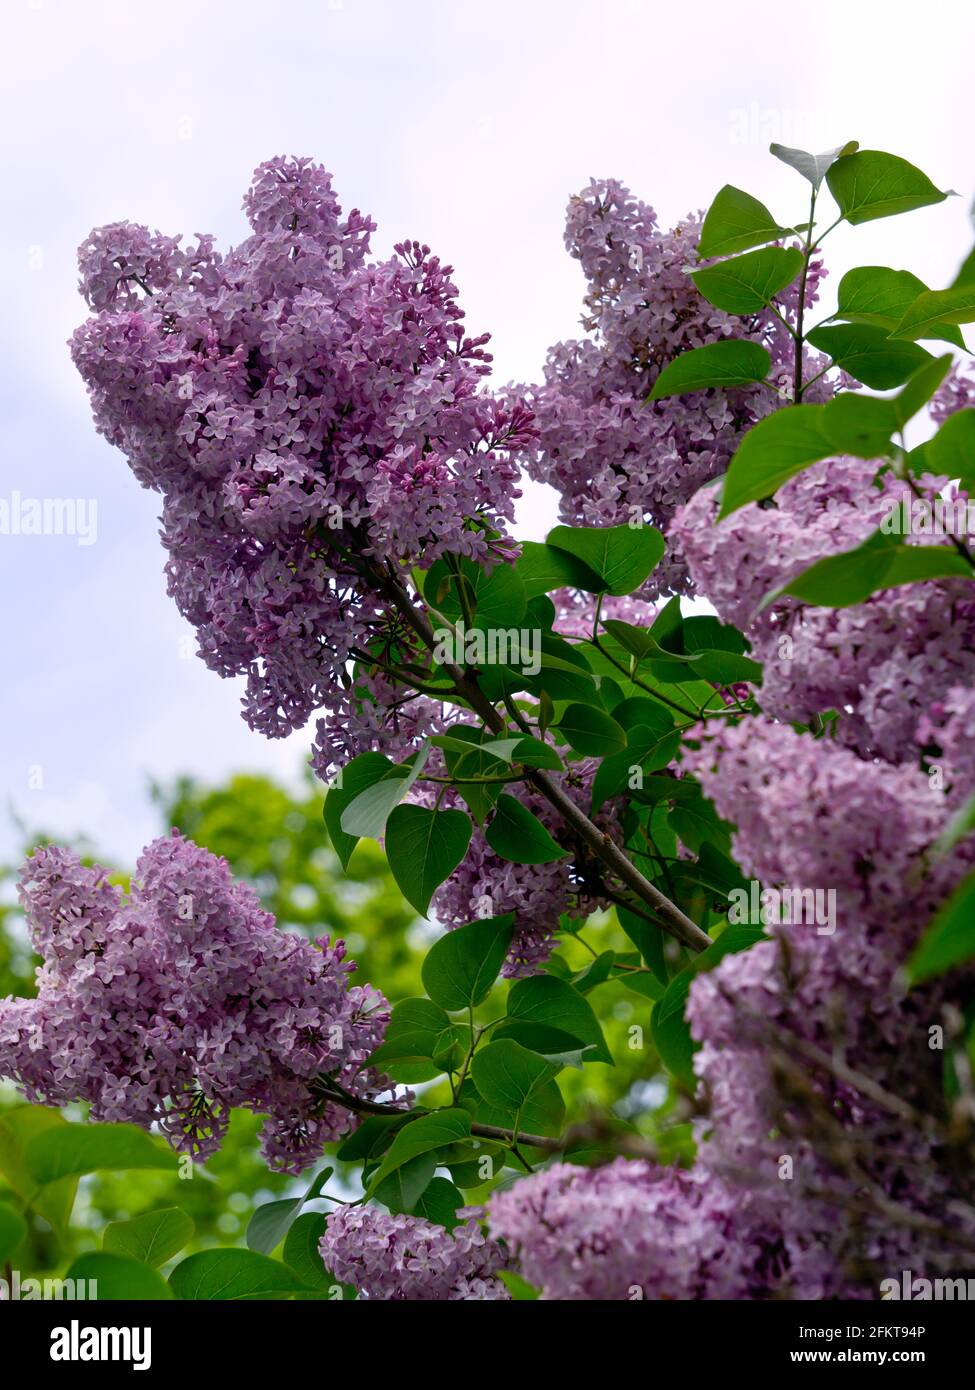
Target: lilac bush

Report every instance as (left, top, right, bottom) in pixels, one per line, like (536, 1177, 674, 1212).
(3, 141, 975, 1303)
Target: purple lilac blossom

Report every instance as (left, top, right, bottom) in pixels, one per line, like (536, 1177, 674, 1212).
(319, 1205, 509, 1300)
(0, 832, 392, 1173)
(71, 157, 534, 770)
(513, 178, 831, 595)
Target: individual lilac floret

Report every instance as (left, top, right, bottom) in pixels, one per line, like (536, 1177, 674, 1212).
(0, 833, 392, 1172)
(319, 1205, 509, 1300)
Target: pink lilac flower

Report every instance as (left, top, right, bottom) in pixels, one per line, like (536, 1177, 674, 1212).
(0, 833, 392, 1172)
(514, 178, 831, 595)
(319, 1204, 509, 1300)
(71, 157, 533, 770)
(671, 456, 975, 761)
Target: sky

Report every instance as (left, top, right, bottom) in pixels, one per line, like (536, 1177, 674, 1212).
(1, 0, 974, 868)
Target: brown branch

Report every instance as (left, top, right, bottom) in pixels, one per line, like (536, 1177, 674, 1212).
(371, 563, 711, 954)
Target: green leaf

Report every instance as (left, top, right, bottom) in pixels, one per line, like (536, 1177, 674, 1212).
(686, 649, 763, 684)
(367, 1109, 472, 1197)
(104, 1207, 194, 1267)
(65, 1252, 173, 1301)
(891, 283, 975, 341)
(470, 1039, 558, 1114)
(485, 794, 567, 864)
(339, 746, 428, 840)
(0, 1106, 78, 1236)
(24, 1122, 177, 1184)
(935, 792, 975, 856)
(769, 532, 971, 608)
(385, 804, 472, 916)
(546, 523, 664, 596)
(335, 1112, 414, 1163)
(169, 1248, 309, 1301)
(338, 773, 411, 841)
(806, 323, 932, 389)
(716, 363, 953, 518)
(690, 246, 803, 315)
(682, 614, 749, 655)
(890, 354, 953, 428)
(927, 409, 975, 488)
(591, 722, 683, 812)
(826, 149, 954, 225)
(246, 1198, 307, 1256)
(459, 1071, 565, 1141)
(835, 266, 965, 347)
(423, 555, 527, 630)
(368, 998, 465, 1082)
(555, 702, 627, 757)
(422, 914, 515, 1011)
(283, 1213, 345, 1294)
(498, 1270, 540, 1299)
(0, 1201, 27, 1263)
(479, 735, 563, 770)
(718, 405, 832, 517)
(412, 1176, 464, 1230)
(953, 243, 975, 288)
(324, 753, 397, 870)
(511, 540, 604, 596)
(698, 184, 795, 258)
(647, 341, 771, 399)
(437, 728, 507, 825)
(374, 1152, 438, 1213)
(616, 904, 667, 985)
(497, 975, 613, 1064)
(907, 872, 975, 983)
(769, 140, 859, 190)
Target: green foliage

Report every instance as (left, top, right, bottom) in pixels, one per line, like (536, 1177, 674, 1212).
(545, 522, 664, 595)
(421, 916, 514, 1012)
(697, 184, 796, 257)
(690, 246, 803, 314)
(485, 795, 567, 864)
(168, 1248, 310, 1301)
(646, 340, 772, 398)
(385, 805, 472, 915)
(66, 1251, 173, 1300)
(103, 1207, 194, 1266)
(825, 148, 953, 224)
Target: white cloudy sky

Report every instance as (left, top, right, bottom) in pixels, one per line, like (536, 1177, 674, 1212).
(1, 0, 973, 867)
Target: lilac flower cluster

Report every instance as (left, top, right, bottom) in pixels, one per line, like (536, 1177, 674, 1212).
(671, 456, 975, 761)
(71, 157, 532, 761)
(514, 178, 828, 594)
(0, 833, 391, 1172)
(490, 719, 975, 1298)
(319, 1204, 509, 1300)
(488, 1159, 768, 1300)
